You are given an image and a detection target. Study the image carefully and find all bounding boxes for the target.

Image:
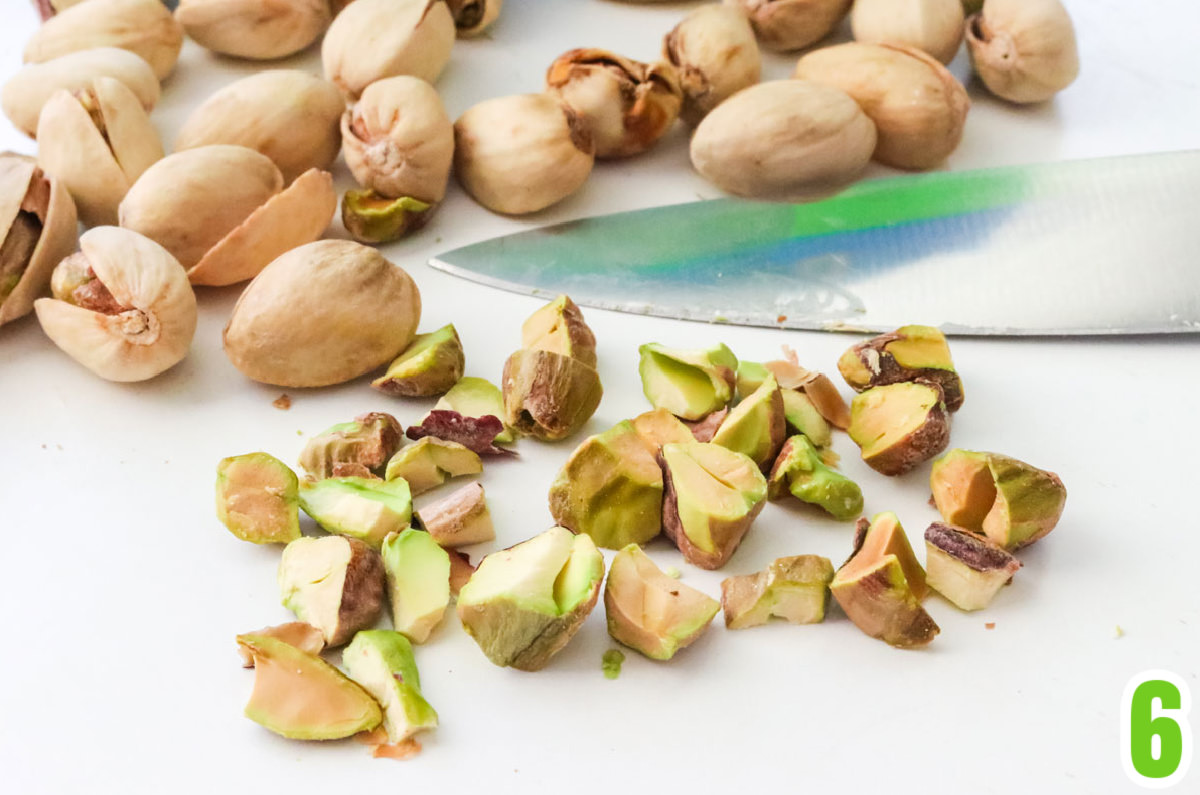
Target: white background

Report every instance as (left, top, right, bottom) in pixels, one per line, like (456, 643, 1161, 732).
(1, 1, 1198, 792)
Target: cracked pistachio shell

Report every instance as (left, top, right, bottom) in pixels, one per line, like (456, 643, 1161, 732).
(223, 240, 421, 387)
(36, 77, 163, 228)
(664, 5, 761, 125)
(34, 226, 197, 381)
(851, 0, 965, 64)
(691, 80, 876, 198)
(342, 76, 453, 203)
(446, 0, 502, 37)
(726, 0, 852, 52)
(545, 49, 682, 159)
(454, 94, 595, 215)
(175, 71, 345, 183)
(795, 42, 969, 170)
(966, 0, 1079, 103)
(323, 0, 456, 100)
(25, 0, 183, 80)
(0, 154, 77, 327)
(2, 47, 159, 138)
(175, 0, 332, 60)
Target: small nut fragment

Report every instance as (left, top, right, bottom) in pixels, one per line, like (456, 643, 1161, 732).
(416, 482, 495, 547)
(851, 0, 965, 64)
(2, 47, 159, 138)
(0, 153, 77, 328)
(384, 437, 482, 495)
(721, 555, 834, 628)
(838, 324, 964, 411)
(924, 522, 1021, 611)
(454, 94, 595, 215)
(373, 324, 464, 397)
(343, 630, 438, 743)
(502, 349, 603, 441)
(966, 0, 1079, 103)
(343, 191, 433, 245)
(446, 0, 502, 37)
(299, 412, 404, 481)
(664, 4, 761, 125)
(175, 71, 345, 183)
(175, 0, 332, 61)
(726, 0, 853, 51)
(36, 77, 163, 227)
(848, 381, 951, 476)
(546, 49, 682, 159)
(278, 535, 387, 647)
(25, 0, 183, 80)
(795, 42, 969, 170)
(322, 0, 456, 100)
(215, 452, 301, 544)
(236, 622, 324, 666)
(34, 226, 197, 382)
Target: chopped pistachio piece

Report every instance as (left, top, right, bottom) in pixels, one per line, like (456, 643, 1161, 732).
(384, 436, 482, 495)
(924, 522, 1021, 611)
(372, 324, 465, 398)
(838, 325, 964, 411)
(521, 294, 597, 368)
(215, 452, 301, 544)
(342, 190, 432, 245)
(433, 376, 515, 443)
(278, 535, 386, 647)
(710, 372, 785, 470)
(416, 482, 495, 547)
(299, 476, 413, 549)
(767, 435, 863, 520)
(638, 342, 737, 420)
(721, 555, 834, 629)
(502, 348, 603, 441)
(298, 412, 404, 480)
(343, 630, 438, 743)
(848, 381, 951, 476)
(601, 649, 625, 680)
(381, 529, 451, 643)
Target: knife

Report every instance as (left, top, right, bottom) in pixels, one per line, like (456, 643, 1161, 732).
(430, 150, 1200, 336)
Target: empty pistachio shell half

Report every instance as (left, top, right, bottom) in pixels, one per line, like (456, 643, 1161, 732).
(2, 47, 159, 138)
(223, 240, 421, 387)
(36, 77, 163, 228)
(34, 226, 197, 381)
(726, 0, 852, 52)
(175, 71, 345, 183)
(546, 49, 682, 159)
(664, 5, 761, 125)
(446, 0, 502, 37)
(323, 0, 456, 100)
(119, 145, 334, 286)
(455, 94, 595, 215)
(0, 154, 77, 328)
(795, 42, 969, 170)
(175, 0, 332, 61)
(342, 76, 453, 204)
(966, 0, 1079, 103)
(25, 0, 183, 80)
(691, 80, 876, 198)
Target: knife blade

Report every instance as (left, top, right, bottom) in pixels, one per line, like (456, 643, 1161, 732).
(430, 151, 1200, 336)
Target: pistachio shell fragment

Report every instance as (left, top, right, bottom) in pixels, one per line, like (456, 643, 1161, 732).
(175, 0, 332, 61)
(966, 0, 1079, 103)
(446, 0, 502, 37)
(664, 4, 761, 125)
(372, 324, 464, 398)
(502, 348, 603, 441)
(299, 412, 404, 481)
(25, 0, 183, 80)
(36, 77, 163, 227)
(2, 47, 159, 138)
(175, 70, 345, 183)
(0, 154, 77, 327)
(34, 226, 197, 382)
(384, 437, 482, 495)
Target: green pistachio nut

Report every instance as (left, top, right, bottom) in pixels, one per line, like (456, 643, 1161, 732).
(298, 475, 413, 548)
(638, 342, 737, 420)
(215, 452, 301, 544)
(767, 435, 863, 520)
(342, 189, 432, 244)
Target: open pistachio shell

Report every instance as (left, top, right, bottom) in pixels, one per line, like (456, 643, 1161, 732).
(118, 145, 284, 271)
(24, 0, 183, 80)
(187, 168, 335, 287)
(175, 0, 332, 61)
(34, 226, 197, 381)
(36, 77, 163, 227)
(1, 47, 159, 138)
(0, 154, 78, 327)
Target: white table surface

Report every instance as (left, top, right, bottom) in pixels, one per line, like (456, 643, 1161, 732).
(2, 1, 1198, 793)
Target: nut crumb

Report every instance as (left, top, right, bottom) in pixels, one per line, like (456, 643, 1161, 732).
(664, 566, 681, 579)
(273, 394, 292, 410)
(1114, 625, 1124, 639)
(984, 622, 995, 630)
(776, 314, 787, 323)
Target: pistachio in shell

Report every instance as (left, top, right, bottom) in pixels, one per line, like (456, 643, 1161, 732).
(175, 0, 332, 61)
(25, 0, 183, 80)
(545, 49, 682, 159)
(965, 0, 1079, 104)
(454, 94, 595, 215)
(794, 42, 969, 170)
(342, 76, 454, 204)
(34, 226, 197, 382)
(36, 77, 163, 228)
(175, 70, 345, 183)
(2, 47, 159, 138)
(223, 240, 421, 388)
(664, 5, 762, 125)
(726, 0, 853, 52)
(322, 0, 456, 100)
(851, 0, 965, 65)
(118, 145, 335, 286)
(0, 154, 77, 328)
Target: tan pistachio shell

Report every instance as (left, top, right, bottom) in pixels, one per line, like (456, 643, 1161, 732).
(454, 93, 595, 216)
(118, 145, 284, 271)
(447, 0, 503, 37)
(25, 0, 183, 80)
(0, 154, 78, 327)
(36, 77, 163, 227)
(175, 0, 332, 60)
(726, 0, 853, 52)
(223, 240, 422, 387)
(794, 42, 969, 170)
(851, 0, 965, 64)
(187, 168, 335, 287)
(966, 0, 1079, 103)
(175, 71, 345, 183)
(664, 5, 762, 125)
(34, 226, 197, 382)
(1, 47, 160, 138)
(322, 0, 456, 100)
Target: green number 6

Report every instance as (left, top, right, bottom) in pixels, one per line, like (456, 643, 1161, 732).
(1122, 670, 1193, 788)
